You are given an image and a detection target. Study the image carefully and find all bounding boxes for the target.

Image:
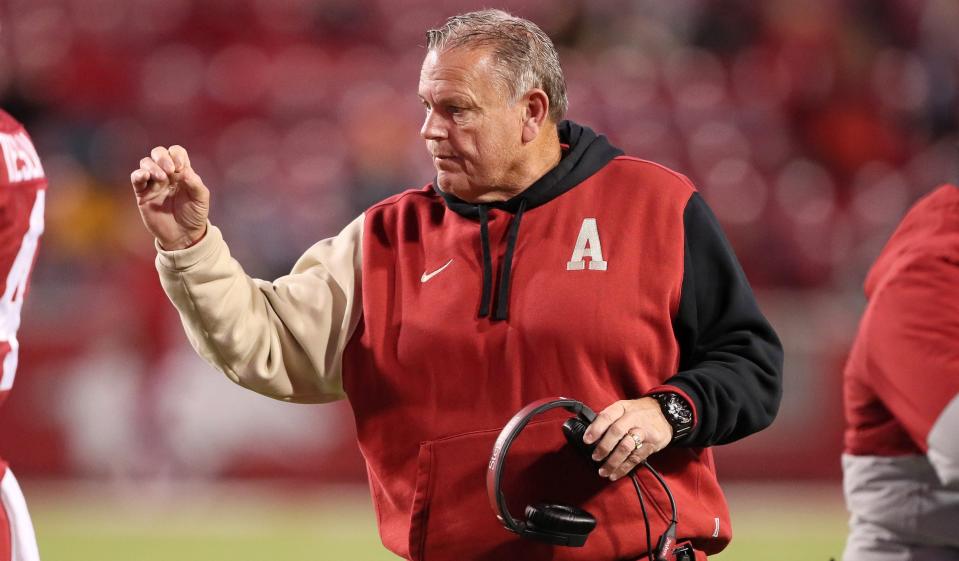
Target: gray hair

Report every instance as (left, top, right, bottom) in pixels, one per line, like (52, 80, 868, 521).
(425, 9, 568, 122)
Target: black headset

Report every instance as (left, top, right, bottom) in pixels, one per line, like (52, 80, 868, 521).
(486, 397, 680, 561)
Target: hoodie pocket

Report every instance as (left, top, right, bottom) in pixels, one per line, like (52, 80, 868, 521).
(406, 422, 553, 561)
(405, 418, 680, 561)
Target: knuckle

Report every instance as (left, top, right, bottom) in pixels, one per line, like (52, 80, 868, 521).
(596, 440, 615, 458)
(597, 410, 616, 422)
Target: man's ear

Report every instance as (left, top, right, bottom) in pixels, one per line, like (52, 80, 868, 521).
(521, 89, 551, 144)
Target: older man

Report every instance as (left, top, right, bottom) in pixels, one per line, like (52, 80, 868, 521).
(131, 10, 782, 561)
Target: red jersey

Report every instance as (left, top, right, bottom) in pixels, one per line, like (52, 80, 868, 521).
(0, 109, 46, 561)
(0, 110, 46, 409)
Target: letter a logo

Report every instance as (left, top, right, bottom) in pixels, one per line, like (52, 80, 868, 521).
(566, 218, 608, 271)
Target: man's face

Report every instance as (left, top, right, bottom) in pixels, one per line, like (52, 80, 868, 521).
(418, 47, 526, 200)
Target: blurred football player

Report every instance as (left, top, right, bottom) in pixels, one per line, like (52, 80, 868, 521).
(0, 109, 46, 561)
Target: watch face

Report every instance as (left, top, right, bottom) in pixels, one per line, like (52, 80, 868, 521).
(665, 396, 693, 424)
(669, 399, 693, 423)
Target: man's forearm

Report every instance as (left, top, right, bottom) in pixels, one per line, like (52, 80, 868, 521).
(669, 191, 784, 447)
(156, 216, 364, 403)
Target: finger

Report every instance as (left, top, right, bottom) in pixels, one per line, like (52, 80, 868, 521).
(150, 146, 175, 175)
(584, 401, 626, 445)
(139, 157, 168, 184)
(609, 446, 646, 482)
(591, 415, 631, 462)
(134, 157, 173, 205)
(598, 432, 639, 478)
(168, 144, 190, 172)
(130, 169, 152, 192)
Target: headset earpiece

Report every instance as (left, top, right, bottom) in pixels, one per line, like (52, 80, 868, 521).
(525, 502, 597, 537)
(562, 416, 597, 460)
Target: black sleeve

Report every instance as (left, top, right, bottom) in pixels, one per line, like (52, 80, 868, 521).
(665, 192, 784, 447)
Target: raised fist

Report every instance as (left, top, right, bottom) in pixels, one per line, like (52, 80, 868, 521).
(131, 145, 210, 250)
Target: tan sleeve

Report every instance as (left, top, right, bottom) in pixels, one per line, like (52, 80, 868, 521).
(155, 214, 364, 403)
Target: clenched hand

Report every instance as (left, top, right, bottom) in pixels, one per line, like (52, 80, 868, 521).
(131, 145, 210, 250)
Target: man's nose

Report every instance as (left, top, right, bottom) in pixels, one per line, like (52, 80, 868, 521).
(420, 111, 447, 141)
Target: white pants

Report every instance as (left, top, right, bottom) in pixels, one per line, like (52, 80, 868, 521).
(844, 518, 959, 561)
(0, 468, 40, 561)
(843, 454, 959, 561)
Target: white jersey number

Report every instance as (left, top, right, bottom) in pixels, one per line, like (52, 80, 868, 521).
(0, 189, 45, 392)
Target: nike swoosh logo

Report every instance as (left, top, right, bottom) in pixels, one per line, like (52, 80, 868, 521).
(421, 259, 454, 283)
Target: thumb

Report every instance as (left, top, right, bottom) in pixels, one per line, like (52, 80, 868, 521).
(179, 166, 209, 200)
(168, 144, 192, 172)
(167, 144, 208, 199)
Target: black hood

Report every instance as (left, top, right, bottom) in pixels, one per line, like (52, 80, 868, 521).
(432, 120, 623, 320)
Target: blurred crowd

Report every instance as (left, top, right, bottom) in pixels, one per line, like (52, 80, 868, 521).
(0, 0, 956, 480)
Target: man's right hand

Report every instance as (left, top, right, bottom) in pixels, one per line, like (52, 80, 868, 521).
(131, 145, 210, 250)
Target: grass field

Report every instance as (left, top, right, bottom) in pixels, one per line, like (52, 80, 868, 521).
(24, 481, 847, 561)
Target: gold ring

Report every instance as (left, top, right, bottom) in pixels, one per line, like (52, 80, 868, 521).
(630, 433, 644, 451)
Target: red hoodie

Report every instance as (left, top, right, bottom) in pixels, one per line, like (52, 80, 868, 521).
(844, 184, 959, 457)
(841, 185, 959, 557)
(342, 122, 782, 560)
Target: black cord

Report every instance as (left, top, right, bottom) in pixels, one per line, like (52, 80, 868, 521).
(631, 473, 654, 561)
(642, 462, 678, 523)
